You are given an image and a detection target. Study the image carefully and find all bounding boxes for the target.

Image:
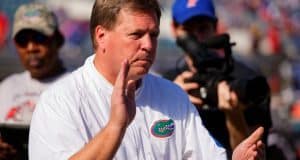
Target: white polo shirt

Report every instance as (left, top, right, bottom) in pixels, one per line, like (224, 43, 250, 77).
(29, 55, 226, 160)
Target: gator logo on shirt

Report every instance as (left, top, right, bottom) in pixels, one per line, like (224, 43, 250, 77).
(151, 119, 175, 138)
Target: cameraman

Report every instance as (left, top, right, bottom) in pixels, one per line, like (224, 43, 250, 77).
(164, 0, 272, 157)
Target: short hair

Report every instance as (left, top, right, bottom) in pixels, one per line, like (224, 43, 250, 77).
(89, 0, 161, 49)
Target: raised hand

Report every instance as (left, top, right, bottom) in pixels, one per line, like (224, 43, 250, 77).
(109, 59, 137, 129)
(232, 127, 265, 160)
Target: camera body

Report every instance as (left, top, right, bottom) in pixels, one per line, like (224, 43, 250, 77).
(176, 33, 270, 109)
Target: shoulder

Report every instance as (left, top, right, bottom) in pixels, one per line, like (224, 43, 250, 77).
(142, 74, 199, 117)
(0, 71, 27, 83)
(31, 66, 92, 132)
(143, 74, 191, 102)
(146, 74, 186, 91)
(0, 72, 27, 90)
(232, 60, 269, 89)
(232, 58, 267, 79)
(38, 67, 86, 109)
(233, 60, 258, 75)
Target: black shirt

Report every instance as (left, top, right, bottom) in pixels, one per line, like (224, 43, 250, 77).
(162, 58, 272, 156)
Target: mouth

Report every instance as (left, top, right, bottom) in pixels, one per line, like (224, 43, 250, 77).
(131, 58, 153, 66)
(27, 55, 43, 68)
(28, 59, 39, 67)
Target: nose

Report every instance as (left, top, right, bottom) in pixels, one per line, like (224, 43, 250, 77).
(141, 34, 155, 52)
(26, 41, 38, 52)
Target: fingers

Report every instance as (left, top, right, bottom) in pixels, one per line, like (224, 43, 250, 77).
(174, 72, 199, 91)
(110, 59, 136, 127)
(218, 81, 231, 109)
(114, 59, 130, 96)
(256, 140, 265, 160)
(247, 141, 265, 160)
(249, 141, 265, 160)
(181, 83, 199, 91)
(174, 71, 194, 84)
(180, 71, 194, 79)
(174, 71, 199, 94)
(218, 81, 239, 110)
(174, 71, 202, 105)
(189, 94, 203, 105)
(218, 81, 230, 100)
(245, 127, 264, 145)
(229, 92, 238, 107)
(232, 128, 265, 160)
(249, 144, 258, 158)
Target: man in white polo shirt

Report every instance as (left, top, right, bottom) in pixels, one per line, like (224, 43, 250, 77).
(29, 0, 265, 159)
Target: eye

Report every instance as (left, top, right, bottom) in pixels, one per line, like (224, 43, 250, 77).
(33, 34, 48, 44)
(150, 31, 159, 39)
(15, 33, 29, 47)
(14, 31, 50, 47)
(129, 32, 143, 40)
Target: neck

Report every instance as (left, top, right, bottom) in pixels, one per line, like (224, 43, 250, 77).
(93, 53, 142, 88)
(93, 53, 117, 85)
(47, 61, 66, 78)
(32, 60, 66, 80)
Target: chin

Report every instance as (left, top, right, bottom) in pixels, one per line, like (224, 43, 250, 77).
(131, 71, 148, 81)
(29, 69, 48, 79)
(30, 73, 45, 79)
(128, 65, 150, 79)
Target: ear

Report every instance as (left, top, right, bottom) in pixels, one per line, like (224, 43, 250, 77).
(95, 25, 106, 51)
(170, 20, 184, 38)
(170, 20, 177, 38)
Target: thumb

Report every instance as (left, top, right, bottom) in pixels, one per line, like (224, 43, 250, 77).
(245, 126, 264, 145)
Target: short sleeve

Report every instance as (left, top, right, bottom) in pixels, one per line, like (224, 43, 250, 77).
(29, 89, 85, 160)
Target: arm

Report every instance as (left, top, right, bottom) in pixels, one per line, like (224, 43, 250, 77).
(224, 108, 249, 149)
(69, 124, 126, 160)
(70, 59, 136, 160)
(217, 81, 250, 149)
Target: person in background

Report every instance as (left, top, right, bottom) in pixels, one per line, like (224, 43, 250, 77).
(29, 0, 265, 160)
(0, 3, 67, 160)
(163, 0, 272, 158)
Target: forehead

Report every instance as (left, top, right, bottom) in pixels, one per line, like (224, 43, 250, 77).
(16, 29, 45, 36)
(114, 8, 159, 31)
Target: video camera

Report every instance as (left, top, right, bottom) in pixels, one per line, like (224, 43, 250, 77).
(176, 33, 270, 109)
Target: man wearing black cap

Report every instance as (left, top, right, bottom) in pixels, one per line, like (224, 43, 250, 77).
(0, 3, 67, 160)
(164, 0, 272, 157)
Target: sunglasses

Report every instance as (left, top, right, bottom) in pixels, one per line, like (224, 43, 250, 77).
(14, 30, 50, 48)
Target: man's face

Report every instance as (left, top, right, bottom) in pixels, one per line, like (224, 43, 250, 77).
(14, 30, 60, 79)
(182, 17, 216, 42)
(104, 9, 160, 81)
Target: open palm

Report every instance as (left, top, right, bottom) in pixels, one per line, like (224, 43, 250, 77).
(110, 60, 136, 128)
